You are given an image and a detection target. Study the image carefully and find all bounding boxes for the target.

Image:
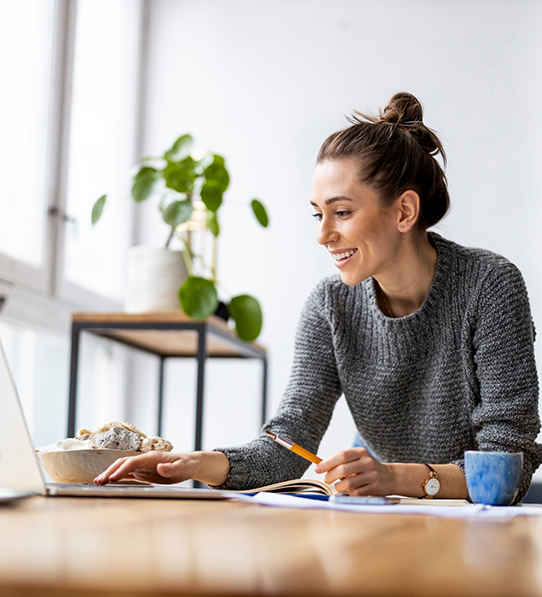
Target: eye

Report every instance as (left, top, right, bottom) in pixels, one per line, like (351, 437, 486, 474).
(335, 210, 351, 218)
(312, 213, 322, 222)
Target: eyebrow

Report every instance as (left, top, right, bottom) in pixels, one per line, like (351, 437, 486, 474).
(310, 196, 355, 207)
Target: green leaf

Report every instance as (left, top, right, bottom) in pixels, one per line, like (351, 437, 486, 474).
(132, 167, 159, 202)
(251, 199, 269, 228)
(164, 134, 193, 162)
(163, 200, 194, 228)
(200, 180, 223, 212)
(197, 153, 214, 170)
(179, 276, 219, 320)
(228, 294, 263, 342)
(206, 210, 220, 237)
(204, 154, 230, 192)
(91, 195, 107, 225)
(163, 157, 198, 193)
(207, 154, 225, 168)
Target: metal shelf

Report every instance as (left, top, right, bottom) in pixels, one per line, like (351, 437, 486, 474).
(68, 312, 268, 455)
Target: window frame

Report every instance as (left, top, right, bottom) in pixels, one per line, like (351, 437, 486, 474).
(0, 0, 63, 295)
(0, 0, 148, 332)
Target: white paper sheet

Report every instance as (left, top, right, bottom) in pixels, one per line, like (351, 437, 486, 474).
(251, 492, 542, 518)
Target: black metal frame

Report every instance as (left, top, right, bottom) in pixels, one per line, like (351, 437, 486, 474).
(67, 320, 268, 453)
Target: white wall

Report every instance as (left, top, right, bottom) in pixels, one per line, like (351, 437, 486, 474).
(137, 0, 542, 473)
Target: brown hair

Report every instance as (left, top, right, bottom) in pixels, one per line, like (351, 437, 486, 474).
(317, 92, 449, 230)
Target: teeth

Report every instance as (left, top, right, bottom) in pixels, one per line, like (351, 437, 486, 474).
(333, 250, 356, 261)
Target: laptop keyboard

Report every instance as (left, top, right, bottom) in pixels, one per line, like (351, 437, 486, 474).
(47, 482, 156, 491)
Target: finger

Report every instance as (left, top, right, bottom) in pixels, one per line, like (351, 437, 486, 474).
(106, 455, 154, 483)
(315, 448, 367, 473)
(321, 452, 375, 483)
(94, 457, 132, 485)
(94, 454, 153, 485)
(131, 470, 163, 483)
(334, 472, 382, 496)
(349, 484, 382, 497)
(156, 458, 187, 481)
(324, 460, 370, 484)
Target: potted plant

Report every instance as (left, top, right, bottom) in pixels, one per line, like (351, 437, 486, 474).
(92, 134, 269, 342)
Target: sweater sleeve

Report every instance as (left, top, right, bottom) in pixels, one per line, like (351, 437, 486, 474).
(211, 281, 343, 490)
(451, 262, 542, 503)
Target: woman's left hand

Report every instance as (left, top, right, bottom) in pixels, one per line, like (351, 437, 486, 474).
(315, 448, 395, 496)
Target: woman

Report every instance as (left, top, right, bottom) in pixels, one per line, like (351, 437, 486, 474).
(96, 93, 542, 501)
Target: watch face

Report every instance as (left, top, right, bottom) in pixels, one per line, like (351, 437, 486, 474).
(425, 478, 440, 496)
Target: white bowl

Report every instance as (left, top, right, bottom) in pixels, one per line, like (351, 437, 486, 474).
(37, 449, 140, 484)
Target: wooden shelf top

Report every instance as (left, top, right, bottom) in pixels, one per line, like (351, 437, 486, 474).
(73, 310, 229, 326)
(71, 311, 266, 358)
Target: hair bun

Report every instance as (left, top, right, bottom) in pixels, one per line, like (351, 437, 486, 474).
(379, 92, 424, 125)
(377, 92, 445, 163)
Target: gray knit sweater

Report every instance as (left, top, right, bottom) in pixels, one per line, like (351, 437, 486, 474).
(214, 234, 542, 502)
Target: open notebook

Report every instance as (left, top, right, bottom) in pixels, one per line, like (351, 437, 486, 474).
(0, 336, 239, 501)
(237, 478, 335, 496)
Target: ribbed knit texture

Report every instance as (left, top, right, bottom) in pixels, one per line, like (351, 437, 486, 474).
(214, 234, 542, 502)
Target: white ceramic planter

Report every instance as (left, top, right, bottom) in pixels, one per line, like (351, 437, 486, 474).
(124, 246, 189, 313)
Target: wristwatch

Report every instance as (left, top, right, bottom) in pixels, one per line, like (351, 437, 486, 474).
(421, 463, 440, 498)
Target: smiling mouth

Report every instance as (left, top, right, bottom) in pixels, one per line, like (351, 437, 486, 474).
(332, 249, 357, 262)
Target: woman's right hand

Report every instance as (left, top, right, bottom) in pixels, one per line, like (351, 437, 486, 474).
(93, 450, 230, 486)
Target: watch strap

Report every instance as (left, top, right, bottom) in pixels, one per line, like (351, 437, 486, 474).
(422, 463, 437, 476)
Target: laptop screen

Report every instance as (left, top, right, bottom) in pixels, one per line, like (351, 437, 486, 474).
(0, 337, 46, 495)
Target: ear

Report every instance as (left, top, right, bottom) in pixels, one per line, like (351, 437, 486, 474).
(396, 190, 420, 233)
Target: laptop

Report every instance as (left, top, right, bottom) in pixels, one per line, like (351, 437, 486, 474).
(0, 336, 240, 501)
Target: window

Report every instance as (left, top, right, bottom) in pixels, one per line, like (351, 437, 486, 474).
(0, 0, 142, 310)
(0, 0, 57, 290)
(61, 0, 141, 303)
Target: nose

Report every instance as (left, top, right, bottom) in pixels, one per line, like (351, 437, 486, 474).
(316, 215, 339, 246)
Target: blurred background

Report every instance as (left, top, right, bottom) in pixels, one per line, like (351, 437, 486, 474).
(1, 0, 541, 480)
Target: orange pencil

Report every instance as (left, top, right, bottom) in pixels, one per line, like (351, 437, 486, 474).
(265, 430, 322, 465)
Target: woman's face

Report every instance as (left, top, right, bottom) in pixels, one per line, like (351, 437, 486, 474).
(311, 158, 401, 286)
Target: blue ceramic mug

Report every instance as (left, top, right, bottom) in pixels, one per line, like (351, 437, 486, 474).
(464, 451, 523, 506)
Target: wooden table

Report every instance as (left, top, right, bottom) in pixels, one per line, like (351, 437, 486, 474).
(67, 312, 267, 450)
(2, 496, 542, 597)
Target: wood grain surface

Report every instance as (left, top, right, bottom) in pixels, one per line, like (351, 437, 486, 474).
(1, 496, 542, 597)
(71, 312, 266, 357)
